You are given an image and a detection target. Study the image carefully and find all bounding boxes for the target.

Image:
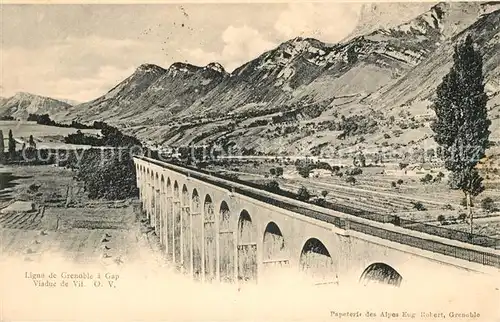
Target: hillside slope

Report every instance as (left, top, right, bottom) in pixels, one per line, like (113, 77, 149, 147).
(0, 92, 72, 120)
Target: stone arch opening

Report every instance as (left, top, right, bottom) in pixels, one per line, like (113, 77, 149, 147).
(173, 181, 181, 264)
(263, 222, 289, 275)
(203, 194, 217, 282)
(166, 178, 173, 258)
(154, 173, 160, 235)
(181, 185, 191, 273)
(359, 263, 402, 287)
(159, 175, 165, 249)
(149, 171, 154, 224)
(237, 210, 257, 283)
(299, 238, 335, 285)
(219, 201, 235, 283)
(192, 189, 202, 281)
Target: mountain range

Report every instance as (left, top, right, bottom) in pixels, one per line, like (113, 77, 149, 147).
(2, 2, 500, 157)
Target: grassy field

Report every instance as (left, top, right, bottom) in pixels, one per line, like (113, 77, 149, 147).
(0, 121, 100, 150)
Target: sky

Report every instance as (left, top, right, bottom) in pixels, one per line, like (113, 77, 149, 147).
(0, 2, 433, 103)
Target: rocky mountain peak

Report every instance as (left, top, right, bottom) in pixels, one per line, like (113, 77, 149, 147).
(168, 62, 202, 74)
(369, 2, 484, 41)
(134, 64, 167, 77)
(204, 62, 226, 74)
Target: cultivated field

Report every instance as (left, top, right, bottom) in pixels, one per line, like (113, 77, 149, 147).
(207, 159, 500, 242)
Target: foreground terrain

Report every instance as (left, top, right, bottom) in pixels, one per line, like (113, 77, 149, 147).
(0, 165, 157, 266)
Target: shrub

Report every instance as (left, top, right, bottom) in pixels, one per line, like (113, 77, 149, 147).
(437, 214, 445, 222)
(457, 213, 467, 222)
(397, 179, 404, 185)
(460, 197, 474, 207)
(345, 176, 356, 185)
(399, 163, 409, 170)
(412, 201, 426, 211)
(442, 204, 453, 210)
(269, 168, 276, 176)
(391, 181, 397, 188)
(264, 180, 280, 193)
(275, 167, 284, 177)
(481, 197, 496, 212)
(28, 183, 40, 193)
(346, 167, 363, 176)
(297, 186, 311, 201)
(321, 190, 328, 199)
(420, 174, 433, 184)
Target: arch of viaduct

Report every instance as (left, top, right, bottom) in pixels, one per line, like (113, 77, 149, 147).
(134, 157, 500, 287)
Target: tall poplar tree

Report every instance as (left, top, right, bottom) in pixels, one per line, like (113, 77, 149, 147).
(430, 35, 490, 236)
(8, 129, 16, 160)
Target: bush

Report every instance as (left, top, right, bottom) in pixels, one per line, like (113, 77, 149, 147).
(345, 176, 356, 185)
(442, 204, 453, 210)
(399, 163, 409, 170)
(460, 197, 474, 207)
(346, 167, 363, 176)
(457, 213, 467, 222)
(412, 201, 426, 211)
(264, 180, 280, 193)
(275, 167, 284, 177)
(391, 181, 397, 188)
(28, 183, 40, 193)
(321, 190, 328, 199)
(397, 179, 404, 185)
(481, 197, 496, 212)
(297, 186, 311, 201)
(437, 214, 445, 222)
(420, 174, 433, 184)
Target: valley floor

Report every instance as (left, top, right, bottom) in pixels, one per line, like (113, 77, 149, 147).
(207, 160, 500, 245)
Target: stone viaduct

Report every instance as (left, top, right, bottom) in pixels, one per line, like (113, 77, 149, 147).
(133, 156, 500, 288)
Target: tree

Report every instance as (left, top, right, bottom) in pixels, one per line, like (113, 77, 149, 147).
(430, 35, 490, 236)
(0, 130, 4, 164)
(269, 168, 276, 176)
(321, 190, 328, 199)
(8, 129, 16, 160)
(297, 166, 311, 178)
(28, 135, 36, 148)
(275, 167, 284, 177)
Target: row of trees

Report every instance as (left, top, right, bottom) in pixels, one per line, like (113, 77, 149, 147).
(27, 113, 97, 129)
(0, 129, 38, 164)
(64, 123, 141, 147)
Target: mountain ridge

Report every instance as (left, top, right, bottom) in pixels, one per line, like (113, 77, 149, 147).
(0, 92, 73, 120)
(5, 2, 500, 158)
